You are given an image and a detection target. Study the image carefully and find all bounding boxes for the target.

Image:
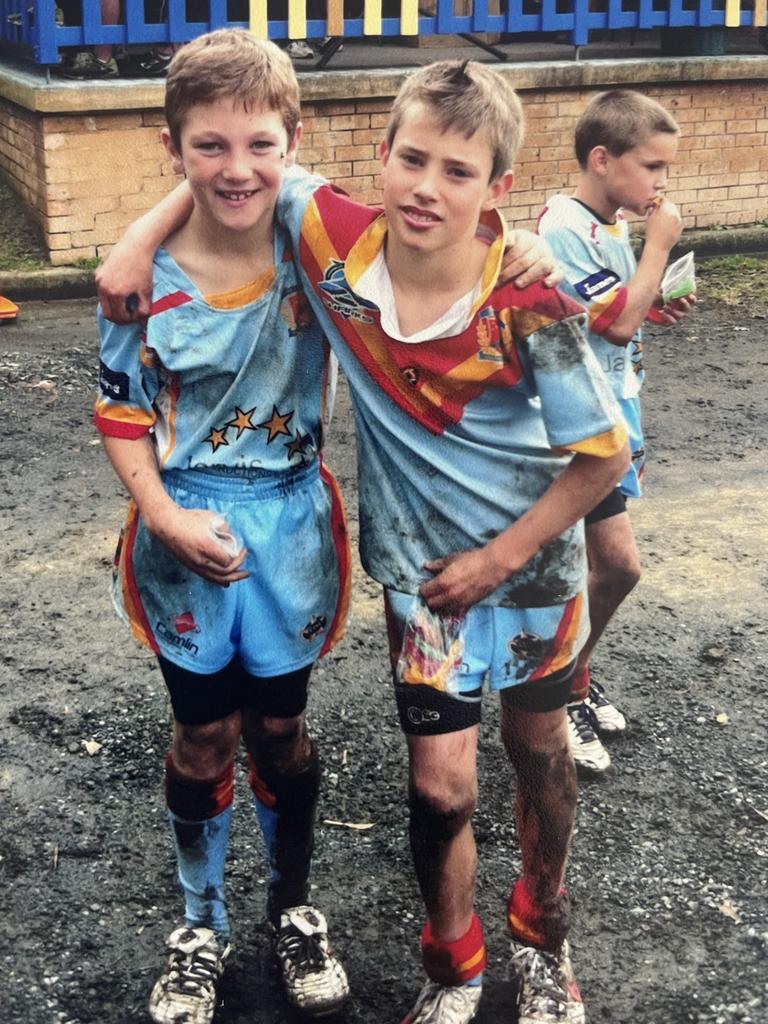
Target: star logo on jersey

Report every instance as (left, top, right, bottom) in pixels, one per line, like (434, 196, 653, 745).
(204, 426, 229, 452)
(318, 259, 378, 323)
(258, 405, 294, 443)
(227, 406, 257, 438)
(286, 431, 313, 461)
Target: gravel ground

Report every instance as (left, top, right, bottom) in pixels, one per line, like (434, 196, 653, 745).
(1, 282, 767, 1024)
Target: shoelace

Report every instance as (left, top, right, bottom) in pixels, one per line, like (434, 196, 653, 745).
(510, 947, 567, 1011)
(277, 926, 328, 977)
(412, 981, 480, 1024)
(569, 702, 600, 741)
(166, 944, 221, 996)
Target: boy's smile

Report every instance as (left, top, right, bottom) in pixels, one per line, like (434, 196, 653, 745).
(379, 103, 512, 262)
(163, 99, 298, 242)
(599, 131, 679, 220)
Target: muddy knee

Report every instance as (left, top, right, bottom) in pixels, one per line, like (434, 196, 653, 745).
(172, 715, 241, 779)
(409, 783, 477, 842)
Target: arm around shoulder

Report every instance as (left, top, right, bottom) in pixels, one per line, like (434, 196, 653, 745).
(96, 182, 194, 323)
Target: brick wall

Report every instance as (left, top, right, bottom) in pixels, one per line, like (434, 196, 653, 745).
(1, 72, 767, 265)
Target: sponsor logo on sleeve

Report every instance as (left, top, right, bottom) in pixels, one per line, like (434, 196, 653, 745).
(574, 269, 621, 302)
(99, 360, 130, 401)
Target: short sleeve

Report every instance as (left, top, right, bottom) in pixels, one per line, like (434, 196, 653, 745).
(522, 315, 626, 457)
(94, 309, 159, 439)
(543, 225, 628, 337)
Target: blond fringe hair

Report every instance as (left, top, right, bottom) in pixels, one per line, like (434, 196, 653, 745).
(386, 60, 524, 181)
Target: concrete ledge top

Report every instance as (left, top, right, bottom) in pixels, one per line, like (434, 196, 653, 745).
(1, 49, 768, 114)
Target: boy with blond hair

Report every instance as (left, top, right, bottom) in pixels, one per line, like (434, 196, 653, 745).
(538, 89, 694, 773)
(95, 30, 352, 1023)
(98, 58, 629, 1024)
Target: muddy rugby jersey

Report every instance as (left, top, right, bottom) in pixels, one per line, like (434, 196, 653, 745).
(95, 231, 334, 473)
(538, 194, 645, 399)
(538, 194, 649, 497)
(278, 170, 626, 608)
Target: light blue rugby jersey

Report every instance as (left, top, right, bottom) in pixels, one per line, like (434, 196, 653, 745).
(538, 194, 645, 401)
(95, 232, 333, 475)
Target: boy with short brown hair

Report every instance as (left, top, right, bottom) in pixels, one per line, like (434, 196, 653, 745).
(538, 89, 694, 773)
(95, 29, 351, 1024)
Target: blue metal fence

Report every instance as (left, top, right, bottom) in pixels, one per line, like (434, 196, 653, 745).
(0, 0, 764, 67)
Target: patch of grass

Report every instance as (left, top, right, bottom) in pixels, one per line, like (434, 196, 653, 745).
(698, 255, 767, 306)
(0, 175, 50, 273)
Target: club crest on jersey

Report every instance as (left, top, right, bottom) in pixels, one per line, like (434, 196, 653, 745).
(318, 260, 378, 323)
(302, 614, 327, 641)
(476, 307, 504, 362)
(575, 269, 621, 301)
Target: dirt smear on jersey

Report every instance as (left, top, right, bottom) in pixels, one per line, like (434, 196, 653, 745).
(1, 276, 766, 1024)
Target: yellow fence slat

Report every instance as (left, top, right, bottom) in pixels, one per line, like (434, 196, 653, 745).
(249, 0, 267, 38)
(754, 0, 767, 27)
(724, 0, 740, 27)
(327, 0, 345, 35)
(400, 0, 418, 35)
(364, 0, 383, 36)
(288, 0, 307, 39)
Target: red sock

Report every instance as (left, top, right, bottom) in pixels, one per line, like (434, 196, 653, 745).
(507, 878, 571, 952)
(421, 913, 487, 986)
(569, 666, 590, 702)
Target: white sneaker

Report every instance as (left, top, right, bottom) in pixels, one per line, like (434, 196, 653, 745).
(286, 39, 314, 58)
(567, 700, 611, 773)
(584, 678, 626, 734)
(273, 905, 349, 1017)
(148, 925, 230, 1024)
(400, 979, 482, 1023)
(510, 940, 584, 1024)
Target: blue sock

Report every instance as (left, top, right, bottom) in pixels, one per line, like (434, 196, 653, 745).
(169, 804, 233, 941)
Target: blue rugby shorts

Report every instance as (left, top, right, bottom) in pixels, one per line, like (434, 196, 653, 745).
(111, 462, 350, 676)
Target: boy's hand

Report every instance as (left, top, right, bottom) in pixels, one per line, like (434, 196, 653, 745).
(420, 547, 511, 616)
(151, 506, 249, 586)
(500, 230, 563, 289)
(96, 238, 154, 323)
(647, 291, 696, 325)
(644, 197, 683, 252)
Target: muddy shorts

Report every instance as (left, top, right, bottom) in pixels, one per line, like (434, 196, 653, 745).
(385, 589, 589, 735)
(111, 463, 349, 676)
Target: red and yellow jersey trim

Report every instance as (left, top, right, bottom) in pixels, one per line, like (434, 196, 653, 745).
(301, 188, 585, 436)
(557, 422, 628, 458)
(591, 285, 627, 336)
(94, 401, 154, 438)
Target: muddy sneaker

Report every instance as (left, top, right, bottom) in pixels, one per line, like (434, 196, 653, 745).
(510, 940, 584, 1024)
(148, 925, 230, 1024)
(567, 700, 610, 773)
(62, 50, 118, 78)
(400, 979, 482, 1023)
(286, 39, 314, 58)
(584, 678, 626, 734)
(272, 905, 349, 1017)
